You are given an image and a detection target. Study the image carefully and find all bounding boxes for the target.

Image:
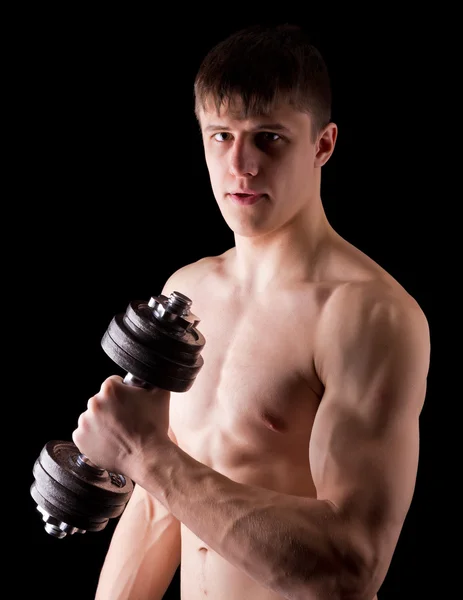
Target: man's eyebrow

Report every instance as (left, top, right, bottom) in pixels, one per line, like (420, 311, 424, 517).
(203, 123, 292, 133)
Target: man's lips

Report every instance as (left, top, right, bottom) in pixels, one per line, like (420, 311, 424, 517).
(228, 192, 265, 206)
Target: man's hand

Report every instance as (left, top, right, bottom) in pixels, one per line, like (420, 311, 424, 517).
(72, 375, 172, 480)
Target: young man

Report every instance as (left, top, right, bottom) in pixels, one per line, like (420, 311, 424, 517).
(73, 24, 430, 600)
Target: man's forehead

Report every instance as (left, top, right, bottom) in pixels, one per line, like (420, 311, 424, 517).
(199, 97, 309, 131)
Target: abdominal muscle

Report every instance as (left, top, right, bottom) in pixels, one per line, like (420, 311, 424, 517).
(181, 524, 284, 600)
(173, 439, 378, 600)
(181, 522, 378, 600)
(177, 459, 316, 600)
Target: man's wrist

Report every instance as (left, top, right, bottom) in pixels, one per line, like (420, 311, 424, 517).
(133, 439, 177, 500)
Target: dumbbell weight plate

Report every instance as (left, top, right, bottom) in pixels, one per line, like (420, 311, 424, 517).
(30, 440, 133, 534)
(101, 299, 205, 391)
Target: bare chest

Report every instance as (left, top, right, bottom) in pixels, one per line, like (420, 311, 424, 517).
(169, 298, 322, 482)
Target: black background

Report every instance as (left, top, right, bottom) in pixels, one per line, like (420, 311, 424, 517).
(12, 7, 443, 599)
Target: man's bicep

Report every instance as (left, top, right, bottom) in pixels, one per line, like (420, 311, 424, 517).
(310, 385, 422, 539)
(310, 287, 430, 553)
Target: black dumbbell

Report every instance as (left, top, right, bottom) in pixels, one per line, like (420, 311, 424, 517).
(30, 291, 205, 539)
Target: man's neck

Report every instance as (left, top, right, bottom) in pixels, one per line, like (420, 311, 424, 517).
(231, 207, 334, 293)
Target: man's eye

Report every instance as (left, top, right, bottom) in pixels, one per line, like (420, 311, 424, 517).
(213, 132, 231, 142)
(259, 132, 281, 142)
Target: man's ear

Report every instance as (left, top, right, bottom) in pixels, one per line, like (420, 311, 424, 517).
(314, 122, 338, 167)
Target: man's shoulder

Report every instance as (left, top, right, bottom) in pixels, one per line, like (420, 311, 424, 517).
(317, 276, 429, 353)
(161, 249, 233, 297)
(327, 277, 425, 324)
(313, 276, 430, 390)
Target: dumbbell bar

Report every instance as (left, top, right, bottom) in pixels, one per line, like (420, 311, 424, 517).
(30, 291, 205, 538)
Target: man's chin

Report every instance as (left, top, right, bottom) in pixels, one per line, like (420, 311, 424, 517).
(216, 205, 273, 238)
(227, 222, 274, 239)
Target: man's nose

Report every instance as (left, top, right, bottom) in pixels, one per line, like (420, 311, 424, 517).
(229, 139, 259, 177)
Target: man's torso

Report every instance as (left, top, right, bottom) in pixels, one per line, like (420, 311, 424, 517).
(167, 240, 396, 599)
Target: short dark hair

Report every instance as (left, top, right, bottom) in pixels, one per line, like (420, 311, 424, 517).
(194, 23, 332, 140)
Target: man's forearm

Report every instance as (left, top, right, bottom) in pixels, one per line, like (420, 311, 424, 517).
(136, 442, 354, 599)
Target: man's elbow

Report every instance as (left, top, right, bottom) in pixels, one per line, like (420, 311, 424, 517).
(327, 533, 390, 600)
(304, 523, 390, 600)
(272, 540, 384, 600)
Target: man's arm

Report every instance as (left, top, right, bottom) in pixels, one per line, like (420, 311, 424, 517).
(310, 283, 430, 598)
(95, 427, 181, 600)
(134, 282, 429, 600)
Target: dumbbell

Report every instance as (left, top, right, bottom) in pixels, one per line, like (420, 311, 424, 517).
(30, 291, 205, 539)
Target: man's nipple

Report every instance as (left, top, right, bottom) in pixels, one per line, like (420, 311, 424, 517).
(261, 412, 287, 432)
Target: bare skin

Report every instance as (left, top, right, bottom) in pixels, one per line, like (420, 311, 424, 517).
(78, 99, 430, 600)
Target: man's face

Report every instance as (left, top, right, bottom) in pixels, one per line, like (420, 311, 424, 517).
(198, 97, 321, 238)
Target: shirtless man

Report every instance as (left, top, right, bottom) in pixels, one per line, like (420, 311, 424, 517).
(72, 24, 431, 600)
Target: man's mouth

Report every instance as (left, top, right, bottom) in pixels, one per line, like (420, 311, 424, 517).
(229, 192, 264, 205)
